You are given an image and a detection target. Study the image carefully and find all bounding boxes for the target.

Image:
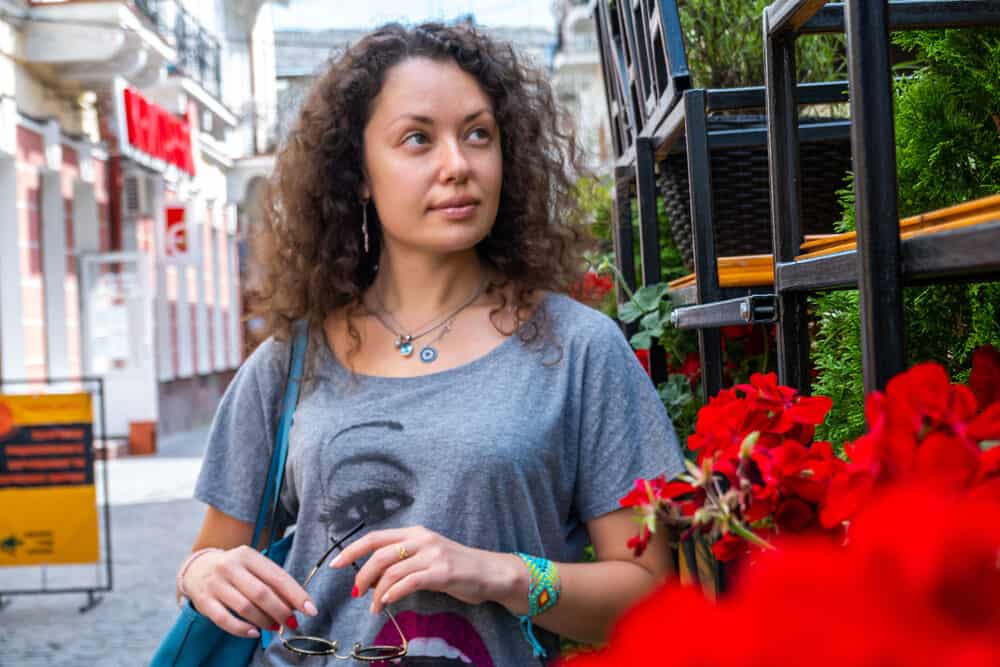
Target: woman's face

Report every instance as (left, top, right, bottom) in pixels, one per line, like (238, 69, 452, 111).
(361, 57, 503, 257)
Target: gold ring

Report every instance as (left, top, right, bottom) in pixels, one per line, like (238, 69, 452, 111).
(397, 545, 409, 561)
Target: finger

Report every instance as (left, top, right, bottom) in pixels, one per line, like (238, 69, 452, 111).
(354, 541, 417, 597)
(329, 528, 418, 569)
(241, 549, 317, 616)
(197, 595, 262, 638)
(375, 569, 434, 614)
(228, 566, 295, 629)
(214, 582, 275, 631)
(369, 552, 430, 612)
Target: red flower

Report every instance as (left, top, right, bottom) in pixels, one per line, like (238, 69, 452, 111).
(711, 532, 750, 562)
(773, 497, 817, 532)
(572, 485, 1000, 667)
(968, 402, 1000, 442)
(820, 468, 875, 529)
(735, 372, 833, 437)
(914, 432, 981, 488)
(677, 351, 701, 387)
(626, 525, 651, 558)
(720, 324, 753, 341)
(633, 348, 650, 375)
(969, 344, 1000, 409)
(687, 388, 773, 462)
(571, 270, 613, 305)
(618, 477, 656, 509)
(849, 485, 1000, 645)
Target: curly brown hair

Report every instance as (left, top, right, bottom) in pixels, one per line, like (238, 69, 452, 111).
(250, 20, 595, 359)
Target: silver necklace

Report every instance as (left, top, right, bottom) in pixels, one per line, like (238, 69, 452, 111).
(370, 274, 488, 361)
(415, 317, 456, 363)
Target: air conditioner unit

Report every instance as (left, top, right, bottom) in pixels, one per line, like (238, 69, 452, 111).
(123, 173, 152, 218)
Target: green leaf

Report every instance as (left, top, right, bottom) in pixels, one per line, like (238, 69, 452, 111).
(630, 330, 654, 350)
(633, 284, 668, 312)
(657, 374, 693, 411)
(618, 300, 644, 324)
(640, 310, 665, 331)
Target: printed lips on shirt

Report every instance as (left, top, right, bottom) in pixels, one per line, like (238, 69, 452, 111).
(372, 610, 495, 666)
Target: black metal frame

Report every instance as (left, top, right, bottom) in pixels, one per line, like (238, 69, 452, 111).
(764, 0, 1000, 396)
(594, 0, 1000, 594)
(0, 377, 112, 615)
(595, 0, 850, 402)
(600, 0, 1000, 403)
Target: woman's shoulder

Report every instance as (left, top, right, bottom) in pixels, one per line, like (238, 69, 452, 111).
(237, 334, 295, 388)
(542, 292, 627, 346)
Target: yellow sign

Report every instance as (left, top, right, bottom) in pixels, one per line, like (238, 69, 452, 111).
(0, 393, 99, 566)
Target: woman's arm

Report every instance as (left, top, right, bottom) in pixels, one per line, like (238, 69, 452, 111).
(179, 506, 318, 637)
(339, 507, 671, 645)
(190, 505, 255, 551)
(490, 507, 671, 643)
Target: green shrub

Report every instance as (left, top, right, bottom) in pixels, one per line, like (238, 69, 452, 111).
(811, 29, 1000, 448)
(677, 0, 846, 88)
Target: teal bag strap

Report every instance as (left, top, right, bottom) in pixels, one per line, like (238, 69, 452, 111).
(251, 320, 308, 551)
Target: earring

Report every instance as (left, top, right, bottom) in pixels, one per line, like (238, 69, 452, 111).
(362, 200, 370, 254)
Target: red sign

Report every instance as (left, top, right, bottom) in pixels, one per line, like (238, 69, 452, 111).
(122, 87, 195, 176)
(164, 206, 189, 258)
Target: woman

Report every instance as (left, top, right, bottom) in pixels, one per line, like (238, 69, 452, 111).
(177, 21, 684, 666)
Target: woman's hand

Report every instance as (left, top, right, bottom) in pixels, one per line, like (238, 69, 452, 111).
(182, 546, 319, 638)
(329, 526, 526, 615)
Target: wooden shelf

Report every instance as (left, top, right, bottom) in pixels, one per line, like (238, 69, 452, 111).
(666, 195, 1000, 328)
(667, 255, 775, 291)
(798, 193, 1000, 258)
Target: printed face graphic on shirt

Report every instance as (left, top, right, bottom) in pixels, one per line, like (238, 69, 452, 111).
(312, 420, 497, 667)
(318, 420, 415, 536)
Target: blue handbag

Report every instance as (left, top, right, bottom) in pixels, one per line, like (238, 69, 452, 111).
(150, 322, 309, 667)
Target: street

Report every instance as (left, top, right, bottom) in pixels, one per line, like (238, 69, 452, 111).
(0, 427, 211, 667)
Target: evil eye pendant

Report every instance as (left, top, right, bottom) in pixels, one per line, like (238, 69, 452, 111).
(419, 346, 438, 363)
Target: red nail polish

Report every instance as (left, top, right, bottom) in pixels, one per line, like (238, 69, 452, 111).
(285, 615, 299, 630)
(351, 585, 360, 598)
(269, 623, 279, 632)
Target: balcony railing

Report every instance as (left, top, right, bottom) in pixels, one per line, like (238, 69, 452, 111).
(132, 0, 222, 98)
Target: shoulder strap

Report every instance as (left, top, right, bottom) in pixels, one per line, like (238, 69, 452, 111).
(251, 320, 309, 551)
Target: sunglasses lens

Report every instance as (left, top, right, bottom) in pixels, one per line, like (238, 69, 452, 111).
(355, 645, 407, 660)
(283, 636, 338, 655)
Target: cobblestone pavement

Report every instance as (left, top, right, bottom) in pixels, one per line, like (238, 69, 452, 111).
(0, 427, 212, 667)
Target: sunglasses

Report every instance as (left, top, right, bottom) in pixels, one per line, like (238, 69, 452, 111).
(279, 520, 408, 660)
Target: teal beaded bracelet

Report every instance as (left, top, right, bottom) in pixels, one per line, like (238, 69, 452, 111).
(514, 553, 561, 658)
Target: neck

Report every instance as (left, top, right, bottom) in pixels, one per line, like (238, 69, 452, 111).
(368, 247, 489, 325)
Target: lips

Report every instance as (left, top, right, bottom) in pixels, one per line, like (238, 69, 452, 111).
(431, 197, 479, 210)
(372, 610, 495, 666)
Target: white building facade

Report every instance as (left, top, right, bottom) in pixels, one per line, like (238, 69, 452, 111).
(0, 0, 282, 439)
(273, 22, 556, 145)
(552, 0, 611, 171)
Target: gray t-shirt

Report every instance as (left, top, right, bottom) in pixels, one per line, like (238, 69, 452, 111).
(195, 293, 683, 666)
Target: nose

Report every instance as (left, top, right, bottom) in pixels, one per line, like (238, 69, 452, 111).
(438, 138, 470, 183)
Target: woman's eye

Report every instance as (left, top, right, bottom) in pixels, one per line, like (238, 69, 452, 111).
(321, 488, 414, 534)
(403, 132, 429, 146)
(468, 128, 491, 142)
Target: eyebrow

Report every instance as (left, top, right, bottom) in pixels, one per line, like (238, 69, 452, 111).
(390, 108, 493, 126)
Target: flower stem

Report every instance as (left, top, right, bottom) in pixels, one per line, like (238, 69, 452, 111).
(728, 520, 776, 552)
(601, 260, 638, 302)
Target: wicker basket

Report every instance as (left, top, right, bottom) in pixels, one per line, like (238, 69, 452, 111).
(658, 115, 852, 270)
